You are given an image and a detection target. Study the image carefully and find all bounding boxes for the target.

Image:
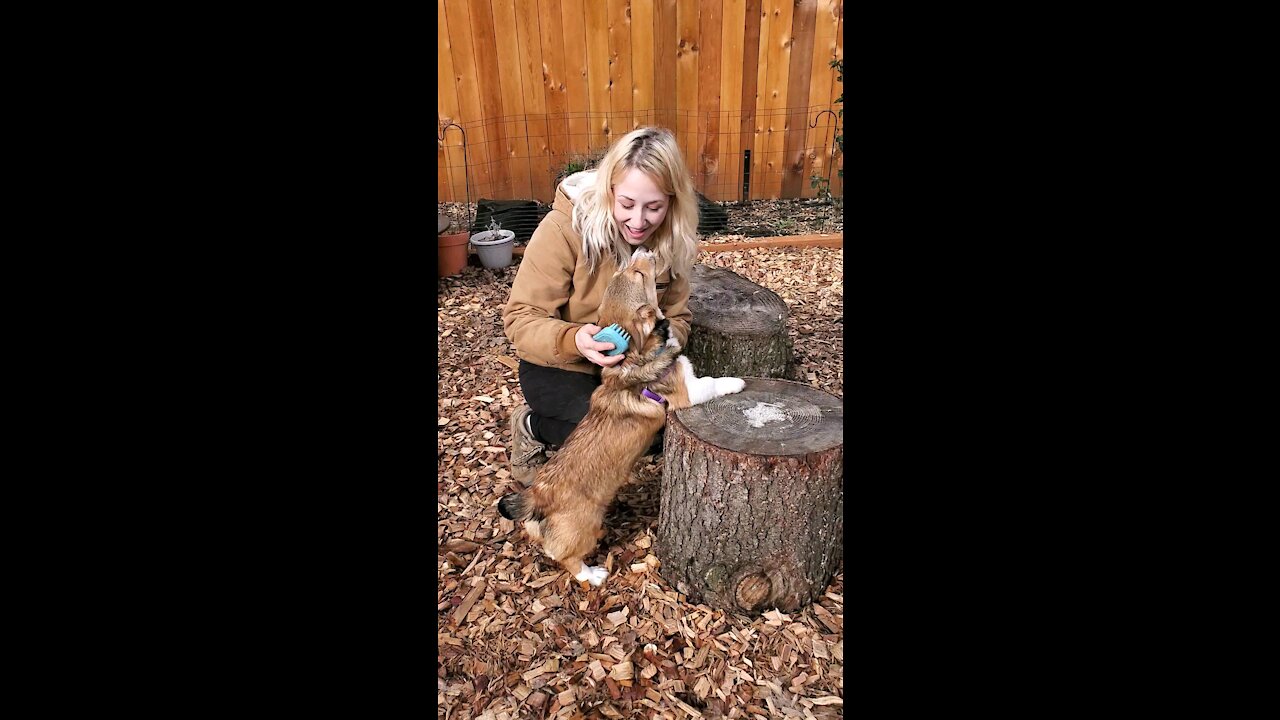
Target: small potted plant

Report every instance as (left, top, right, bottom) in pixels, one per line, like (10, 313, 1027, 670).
(469, 218, 516, 269)
(438, 216, 471, 278)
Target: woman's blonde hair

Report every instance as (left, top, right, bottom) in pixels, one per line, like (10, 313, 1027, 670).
(572, 127, 697, 279)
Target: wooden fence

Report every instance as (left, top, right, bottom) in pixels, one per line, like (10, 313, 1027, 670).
(437, 0, 843, 204)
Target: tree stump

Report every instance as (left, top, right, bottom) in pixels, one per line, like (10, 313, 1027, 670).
(686, 264, 796, 380)
(656, 378, 843, 614)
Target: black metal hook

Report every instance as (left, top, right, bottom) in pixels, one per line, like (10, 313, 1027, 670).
(809, 109, 838, 128)
(809, 110, 842, 192)
(438, 121, 473, 231)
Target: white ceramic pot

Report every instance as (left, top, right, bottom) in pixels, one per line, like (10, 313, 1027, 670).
(469, 229, 516, 269)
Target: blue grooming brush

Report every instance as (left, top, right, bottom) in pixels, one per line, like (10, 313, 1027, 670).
(592, 323, 630, 356)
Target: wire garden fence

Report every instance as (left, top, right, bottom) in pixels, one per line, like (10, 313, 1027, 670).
(437, 107, 843, 220)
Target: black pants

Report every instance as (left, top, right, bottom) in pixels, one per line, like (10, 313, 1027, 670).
(518, 360, 600, 447)
(518, 360, 664, 452)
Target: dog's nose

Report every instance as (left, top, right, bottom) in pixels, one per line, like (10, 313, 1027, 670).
(630, 248, 654, 269)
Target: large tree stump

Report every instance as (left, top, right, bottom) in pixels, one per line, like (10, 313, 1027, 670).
(656, 378, 843, 614)
(686, 264, 796, 379)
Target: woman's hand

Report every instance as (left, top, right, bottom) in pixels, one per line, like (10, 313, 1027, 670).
(575, 324, 625, 367)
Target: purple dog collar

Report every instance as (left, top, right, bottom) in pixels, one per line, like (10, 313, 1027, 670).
(642, 358, 677, 404)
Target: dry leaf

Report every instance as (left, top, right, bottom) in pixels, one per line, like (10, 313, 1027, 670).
(666, 692, 704, 718)
(812, 638, 829, 659)
(522, 658, 559, 682)
(528, 573, 560, 588)
(442, 539, 480, 553)
(451, 584, 484, 626)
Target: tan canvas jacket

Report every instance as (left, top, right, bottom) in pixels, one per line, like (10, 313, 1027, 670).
(502, 171, 692, 376)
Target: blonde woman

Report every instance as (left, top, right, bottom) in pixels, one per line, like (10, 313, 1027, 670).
(502, 127, 699, 485)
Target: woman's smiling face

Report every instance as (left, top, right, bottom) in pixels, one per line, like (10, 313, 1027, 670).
(612, 168, 669, 246)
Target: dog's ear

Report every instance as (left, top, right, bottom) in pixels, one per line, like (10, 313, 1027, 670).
(634, 304, 658, 338)
(653, 317, 670, 344)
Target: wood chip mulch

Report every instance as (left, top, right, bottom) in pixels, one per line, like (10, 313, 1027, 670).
(714, 198, 843, 238)
(439, 247, 844, 720)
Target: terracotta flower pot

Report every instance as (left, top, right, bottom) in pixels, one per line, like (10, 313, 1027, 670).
(438, 231, 470, 278)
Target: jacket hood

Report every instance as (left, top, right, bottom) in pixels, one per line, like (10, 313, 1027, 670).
(553, 170, 596, 214)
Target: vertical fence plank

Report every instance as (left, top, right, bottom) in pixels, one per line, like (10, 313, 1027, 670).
(540, 0, 571, 190)
(762, 0, 793, 201)
(804, 0, 839, 199)
(697, 0, 722, 200)
(493, 0, 532, 200)
(515, 0, 552, 202)
(438, 0, 459, 202)
(584, 0, 612, 151)
(560, 0, 590, 162)
(781, 0, 816, 199)
(469, 0, 511, 199)
(718, 0, 745, 203)
(444, 0, 492, 202)
(631, 0, 655, 130)
(738, 0, 762, 203)
(749, 1, 772, 200)
(675, 1, 700, 187)
(830, 0, 843, 199)
(607, 0, 634, 139)
(654, 0, 678, 133)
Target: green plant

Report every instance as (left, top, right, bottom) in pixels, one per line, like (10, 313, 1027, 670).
(810, 174, 833, 204)
(555, 149, 608, 184)
(561, 158, 588, 176)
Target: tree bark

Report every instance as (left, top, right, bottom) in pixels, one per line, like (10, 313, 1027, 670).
(656, 378, 843, 614)
(686, 264, 797, 380)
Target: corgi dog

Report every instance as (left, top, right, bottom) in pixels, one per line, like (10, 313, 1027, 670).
(498, 248, 745, 587)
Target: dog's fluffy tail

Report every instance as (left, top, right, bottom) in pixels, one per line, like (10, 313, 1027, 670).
(497, 491, 528, 521)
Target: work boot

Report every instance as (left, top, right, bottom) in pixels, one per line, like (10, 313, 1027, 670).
(509, 404, 548, 487)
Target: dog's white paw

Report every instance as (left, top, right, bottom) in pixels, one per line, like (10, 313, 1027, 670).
(715, 377, 746, 395)
(575, 565, 609, 587)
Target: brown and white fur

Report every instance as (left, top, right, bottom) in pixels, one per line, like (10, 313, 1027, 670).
(498, 248, 745, 586)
